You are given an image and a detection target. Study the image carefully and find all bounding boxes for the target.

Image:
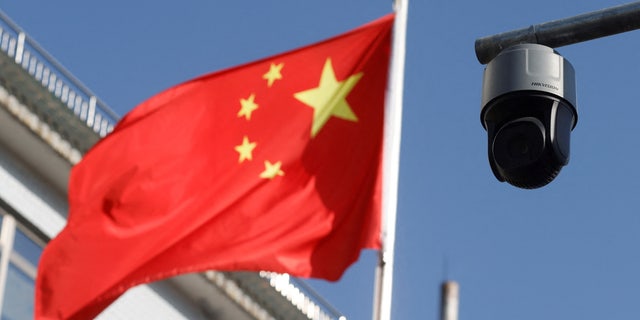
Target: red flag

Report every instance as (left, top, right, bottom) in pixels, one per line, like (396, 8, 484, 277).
(36, 14, 394, 319)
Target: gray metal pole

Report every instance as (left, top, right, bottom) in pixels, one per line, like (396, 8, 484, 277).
(440, 281, 459, 320)
(475, 1, 640, 64)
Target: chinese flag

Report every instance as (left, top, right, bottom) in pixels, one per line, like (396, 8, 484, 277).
(36, 14, 394, 319)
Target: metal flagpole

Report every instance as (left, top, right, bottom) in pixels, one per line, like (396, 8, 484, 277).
(373, 0, 408, 319)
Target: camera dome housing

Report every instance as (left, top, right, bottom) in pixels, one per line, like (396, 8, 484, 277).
(480, 43, 578, 189)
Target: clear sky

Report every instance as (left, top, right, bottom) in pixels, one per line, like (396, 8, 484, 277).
(3, 1, 640, 319)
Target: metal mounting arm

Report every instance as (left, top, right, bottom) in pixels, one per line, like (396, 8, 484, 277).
(475, 1, 640, 64)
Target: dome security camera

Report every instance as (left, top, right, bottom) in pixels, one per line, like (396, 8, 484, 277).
(480, 43, 578, 189)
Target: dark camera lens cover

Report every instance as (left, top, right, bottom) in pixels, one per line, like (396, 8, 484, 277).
(493, 117, 546, 170)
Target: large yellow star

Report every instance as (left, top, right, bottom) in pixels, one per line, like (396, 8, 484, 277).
(263, 62, 284, 87)
(237, 94, 259, 120)
(294, 58, 363, 137)
(260, 160, 284, 179)
(234, 136, 257, 163)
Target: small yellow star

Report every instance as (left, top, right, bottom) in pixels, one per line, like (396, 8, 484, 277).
(238, 94, 259, 120)
(293, 58, 363, 137)
(263, 62, 284, 87)
(260, 160, 284, 179)
(234, 136, 257, 163)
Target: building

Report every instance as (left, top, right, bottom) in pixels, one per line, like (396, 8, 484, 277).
(0, 9, 344, 320)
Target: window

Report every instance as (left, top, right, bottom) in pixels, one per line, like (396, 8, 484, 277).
(0, 214, 42, 320)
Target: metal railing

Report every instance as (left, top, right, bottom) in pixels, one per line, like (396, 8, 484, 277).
(0, 9, 119, 137)
(260, 272, 346, 320)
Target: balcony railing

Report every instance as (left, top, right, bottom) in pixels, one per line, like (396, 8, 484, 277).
(0, 10, 119, 138)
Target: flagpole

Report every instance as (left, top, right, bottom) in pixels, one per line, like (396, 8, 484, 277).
(373, 0, 408, 320)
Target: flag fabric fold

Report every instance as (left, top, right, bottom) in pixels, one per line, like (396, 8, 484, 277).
(36, 13, 394, 319)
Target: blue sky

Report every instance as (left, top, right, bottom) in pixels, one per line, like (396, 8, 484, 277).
(4, 1, 640, 319)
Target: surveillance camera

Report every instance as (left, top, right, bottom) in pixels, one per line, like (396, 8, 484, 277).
(480, 43, 578, 189)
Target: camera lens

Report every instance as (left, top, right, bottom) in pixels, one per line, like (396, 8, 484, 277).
(493, 117, 545, 170)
